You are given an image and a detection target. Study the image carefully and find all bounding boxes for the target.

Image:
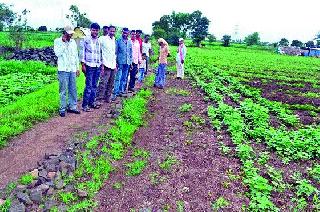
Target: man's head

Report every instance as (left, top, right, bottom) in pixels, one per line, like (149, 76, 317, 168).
(130, 30, 136, 40)
(122, 27, 129, 39)
(136, 29, 142, 38)
(63, 25, 74, 42)
(179, 38, 184, 45)
(90, 22, 100, 38)
(102, 26, 109, 36)
(144, 34, 150, 42)
(142, 53, 147, 59)
(108, 25, 116, 38)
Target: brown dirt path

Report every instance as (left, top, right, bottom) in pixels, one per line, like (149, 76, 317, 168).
(0, 102, 111, 189)
(95, 75, 248, 211)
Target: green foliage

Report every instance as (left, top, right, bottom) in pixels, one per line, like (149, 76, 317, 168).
(159, 155, 178, 170)
(125, 160, 147, 176)
(0, 198, 11, 212)
(19, 173, 33, 185)
(112, 181, 123, 190)
(307, 164, 320, 182)
(165, 88, 190, 96)
(179, 103, 193, 113)
(207, 34, 216, 43)
(279, 38, 289, 46)
(258, 152, 270, 165)
(59, 192, 78, 204)
(66, 5, 91, 28)
(291, 39, 303, 47)
(218, 142, 231, 155)
(132, 148, 150, 159)
(222, 35, 231, 47)
(0, 3, 15, 31)
(0, 74, 85, 148)
(211, 197, 230, 211)
(189, 10, 210, 47)
(244, 32, 260, 46)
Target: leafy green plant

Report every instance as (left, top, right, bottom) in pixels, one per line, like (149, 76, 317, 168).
(179, 103, 193, 113)
(132, 148, 150, 159)
(19, 173, 33, 185)
(125, 160, 147, 176)
(159, 155, 178, 171)
(165, 88, 190, 96)
(59, 192, 77, 204)
(258, 152, 270, 165)
(307, 164, 320, 182)
(218, 142, 231, 155)
(112, 181, 123, 190)
(211, 197, 230, 211)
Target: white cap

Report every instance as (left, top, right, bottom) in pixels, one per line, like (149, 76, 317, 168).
(179, 38, 184, 42)
(64, 25, 74, 34)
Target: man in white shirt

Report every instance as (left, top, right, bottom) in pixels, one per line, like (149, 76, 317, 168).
(53, 25, 80, 117)
(97, 25, 117, 103)
(142, 35, 153, 74)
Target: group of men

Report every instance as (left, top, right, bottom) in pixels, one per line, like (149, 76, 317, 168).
(54, 23, 153, 117)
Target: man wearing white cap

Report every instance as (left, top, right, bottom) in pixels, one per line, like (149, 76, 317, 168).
(54, 25, 80, 117)
(176, 38, 187, 79)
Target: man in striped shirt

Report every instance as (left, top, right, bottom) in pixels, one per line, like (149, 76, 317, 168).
(80, 23, 102, 112)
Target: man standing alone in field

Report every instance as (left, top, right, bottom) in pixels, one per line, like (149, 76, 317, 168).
(176, 38, 187, 79)
(54, 25, 81, 117)
(80, 23, 102, 112)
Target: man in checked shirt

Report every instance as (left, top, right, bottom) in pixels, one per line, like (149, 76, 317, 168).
(80, 23, 103, 112)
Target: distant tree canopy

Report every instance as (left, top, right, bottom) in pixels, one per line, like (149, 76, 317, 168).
(244, 32, 260, 46)
(291, 40, 303, 48)
(0, 3, 16, 31)
(66, 5, 91, 28)
(207, 34, 216, 43)
(152, 10, 210, 46)
(305, 41, 315, 48)
(38, 26, 47, 31)
(222, 35, 231, 47)
(279, 38, 289, 46)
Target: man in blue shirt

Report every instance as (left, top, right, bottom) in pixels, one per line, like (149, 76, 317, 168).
(113, 27, 132, 100)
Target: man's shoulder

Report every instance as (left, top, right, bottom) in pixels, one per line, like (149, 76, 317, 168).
(54, 37, 62, 43)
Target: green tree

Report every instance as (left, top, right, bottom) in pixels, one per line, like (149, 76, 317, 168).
(9, 9, 30, 49)
(279, 38, 289, 46)
(222, 35, 231, 47)
(291, 40, 303, 47)
(305, 41, 315, 48)
(207, 34, 216, 43)
(189, 10, 210, 47)
(244, 32, 260, 46)
(0, 3, 16, 31)
(66, 5, 91, 28)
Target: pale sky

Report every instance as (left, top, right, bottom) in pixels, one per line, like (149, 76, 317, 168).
(3, 0, 320, 43)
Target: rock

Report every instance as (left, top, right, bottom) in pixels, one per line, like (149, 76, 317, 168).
(57, 204, 67, 212)
(55, 179, 64, 189)
(47, 172, 56, 180)
(46, 188, 55, 196)
(15, 185, 27, 192)
(16, 192, 32, 205)
(30, 169, 39, 178)
(35, 177, 47, 187)
(8, 202, 26, 212)
(106, 114, 113, 118)
(44, 199, 58, 211)
(77, 189, 88, 197)
(37, 184, 49, 193)
(115, 103, 122, 109)
(181, 186, 190, 193)
(30, 189, 42, 204)
(38, 169, 47, 178)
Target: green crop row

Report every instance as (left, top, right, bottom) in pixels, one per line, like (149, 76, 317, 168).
(0, 59, 56, 75)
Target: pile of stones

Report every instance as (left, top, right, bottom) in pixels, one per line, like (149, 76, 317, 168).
(8, 47, 57, 66)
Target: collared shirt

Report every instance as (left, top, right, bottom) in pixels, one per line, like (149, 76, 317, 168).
(80, 36, 102, 67)
(176, 44, 187, 62)
(159, 45, 169, 64)
(54, 37, 79, 72)
(116, 37, 132, 65)
(132, 39, 141, 65)
(139, 58, 146, 69)
(99, 35, 116, 69)
(142, 42, 152, 57)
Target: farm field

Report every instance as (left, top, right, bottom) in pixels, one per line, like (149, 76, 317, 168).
(0, 32, 59, 49)
(0, 36, 319, 211)
(185, 45, 320, 211)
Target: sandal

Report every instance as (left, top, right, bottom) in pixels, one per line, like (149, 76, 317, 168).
(82, 107, 93, 112)
(89, 104, 100, 109)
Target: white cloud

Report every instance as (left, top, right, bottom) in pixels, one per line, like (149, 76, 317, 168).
(3, 0, 320, 42)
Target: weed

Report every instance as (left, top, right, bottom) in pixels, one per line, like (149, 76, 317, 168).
(176, 200, 184, 212)
(165, 88, 190, 96)
(218, 142, 231, 155)
(226, 169, 240, 181)
(112, 181, 123, 190)
(159, 155, 178, 171)
(59, 192, 77, 204)
(125, 160, 147, 176)
(184, 140, 193, 145)
(132, 148, 150, 159)
(0, 199, 11, 211)
(190, 115, 205, 125)
(179, 103, 193, 113)
(266, 165, 286, 192)
(258, 152, 270, 165)
(19, 173, 33, 185)
(307, 164, 320, 182)
(149, 172, 166, 185)
(211, 196, 230, 211)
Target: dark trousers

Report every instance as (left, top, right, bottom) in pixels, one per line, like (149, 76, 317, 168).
(82, 65, 100, 108)
(97, 66, 116, 101)
(129, 63, 138, 89)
